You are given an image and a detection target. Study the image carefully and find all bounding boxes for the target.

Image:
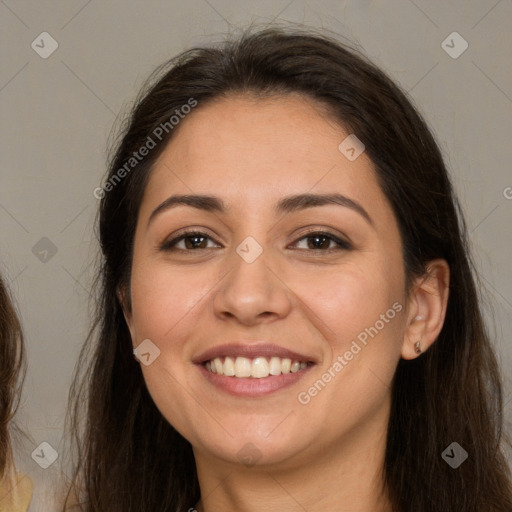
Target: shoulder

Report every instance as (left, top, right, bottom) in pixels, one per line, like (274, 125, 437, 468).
(0, 472, 33, 512)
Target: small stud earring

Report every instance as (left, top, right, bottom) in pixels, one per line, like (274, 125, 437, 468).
(415, 341, 422, 354)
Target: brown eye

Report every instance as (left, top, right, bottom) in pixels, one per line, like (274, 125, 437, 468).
(293, 231, 352, 251)
(160, 231, 221, 251)
(306, 234, 331, 250)
(183, 235, 208, 249)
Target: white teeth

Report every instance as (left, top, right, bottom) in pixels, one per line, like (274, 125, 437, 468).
(213, 358, 224, 375)
(269, 357, 282, 376)
(281, 358, 291, 374)
(205, 356, 309, 378)
(234, 357, 252, 378)
(251, 357, 270, 378)
(223, 356, 235, 376)
(290, 361, 300, 373)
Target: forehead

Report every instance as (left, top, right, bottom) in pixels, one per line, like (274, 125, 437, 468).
(141, 94, 389, 219)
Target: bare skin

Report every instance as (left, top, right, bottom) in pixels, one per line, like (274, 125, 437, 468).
(122, 94, 449, 512)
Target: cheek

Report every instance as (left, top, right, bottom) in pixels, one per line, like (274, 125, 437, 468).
(290, 266, 404, 439)
(128, 261, 217, 438)
(290, 260, 404, 350)
(296, 258, 406, 414)
(129, 259, 214, 344)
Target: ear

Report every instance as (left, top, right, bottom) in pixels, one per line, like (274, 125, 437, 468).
(401, 259, 450, 360)
(117, 285, 136, 341)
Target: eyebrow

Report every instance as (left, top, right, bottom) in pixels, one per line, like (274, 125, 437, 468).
(147, 193, 373, 227)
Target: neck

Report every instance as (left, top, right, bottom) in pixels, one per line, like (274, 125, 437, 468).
(193, 403, 392, 512)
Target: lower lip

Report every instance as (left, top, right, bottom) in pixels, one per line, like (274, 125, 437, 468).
(196, 363, 314, 397)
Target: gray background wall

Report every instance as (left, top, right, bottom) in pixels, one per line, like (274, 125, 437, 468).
(0, 1, 511, 510)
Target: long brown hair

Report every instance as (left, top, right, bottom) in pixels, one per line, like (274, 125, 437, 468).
(66, 27, 512, 511)
(0, 273, 25, 479)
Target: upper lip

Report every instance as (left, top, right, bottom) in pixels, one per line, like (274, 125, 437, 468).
(193, 343, 317, 364)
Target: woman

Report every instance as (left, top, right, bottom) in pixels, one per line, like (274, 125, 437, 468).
(0, 274, 32, 511)
(66, 28, 512, 511)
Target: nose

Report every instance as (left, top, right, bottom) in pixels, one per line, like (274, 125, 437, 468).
(212, 248, 293, 326)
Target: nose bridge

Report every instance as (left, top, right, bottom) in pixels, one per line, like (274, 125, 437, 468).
(213, 238, 291, 324)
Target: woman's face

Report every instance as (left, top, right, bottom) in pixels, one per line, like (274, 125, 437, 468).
(125, 94, 411, 468)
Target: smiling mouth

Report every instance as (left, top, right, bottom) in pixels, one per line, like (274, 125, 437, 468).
(204, 356, 312, 379)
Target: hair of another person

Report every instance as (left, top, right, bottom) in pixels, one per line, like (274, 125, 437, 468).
(0, 273, 25, 479)
(65, 27, 512, 511)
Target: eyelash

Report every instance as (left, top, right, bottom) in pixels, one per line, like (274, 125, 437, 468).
(159, 229, 352, 253)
